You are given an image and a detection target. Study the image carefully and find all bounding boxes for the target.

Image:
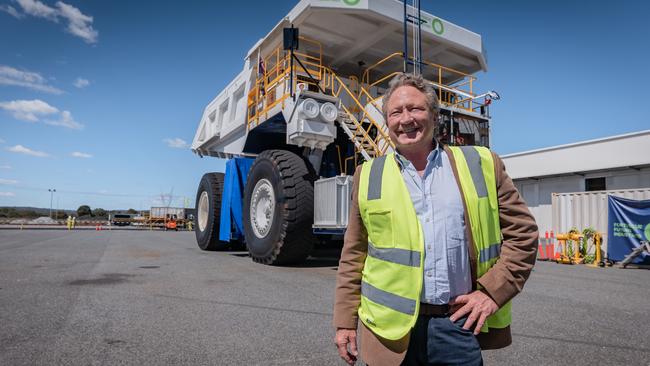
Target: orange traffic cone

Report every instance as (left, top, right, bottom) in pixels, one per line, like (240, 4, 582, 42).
(547, 231, 555, 260)
(538, 231, 548, 260)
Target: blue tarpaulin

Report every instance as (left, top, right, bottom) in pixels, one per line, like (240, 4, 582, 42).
(607, 195, 650, 265)
(219, 158, 254, 242)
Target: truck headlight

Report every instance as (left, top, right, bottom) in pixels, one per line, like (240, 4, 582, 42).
(299, 98, 319, 119)
(320, 102, 338, 123)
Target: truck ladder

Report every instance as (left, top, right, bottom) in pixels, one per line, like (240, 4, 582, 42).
(323, 68, 394, 160)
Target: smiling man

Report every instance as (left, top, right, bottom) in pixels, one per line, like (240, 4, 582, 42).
(333, 73, 538, 366)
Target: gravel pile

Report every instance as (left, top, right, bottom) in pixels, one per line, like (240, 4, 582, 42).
(29, 216, 58, 224)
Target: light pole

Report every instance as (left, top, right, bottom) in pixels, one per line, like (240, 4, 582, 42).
(48, 189, 56, 219)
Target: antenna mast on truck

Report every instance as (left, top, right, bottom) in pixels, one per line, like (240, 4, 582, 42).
(403, 0, 423, 75)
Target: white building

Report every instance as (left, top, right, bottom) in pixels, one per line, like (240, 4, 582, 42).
(501, 130, 650, 235)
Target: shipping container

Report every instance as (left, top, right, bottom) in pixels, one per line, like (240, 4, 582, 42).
(150, 207, 186, 219)
(551, 188, 650, 257)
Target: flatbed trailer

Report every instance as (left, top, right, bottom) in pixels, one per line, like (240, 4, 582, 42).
(191, 0, 498, 265)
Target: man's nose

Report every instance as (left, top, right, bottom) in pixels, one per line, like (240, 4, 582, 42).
(398, 109, 415, 123)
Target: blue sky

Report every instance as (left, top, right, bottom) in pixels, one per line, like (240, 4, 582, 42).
(1, 0, 648, 210)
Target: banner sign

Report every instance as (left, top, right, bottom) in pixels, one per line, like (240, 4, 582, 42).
(607, 195, 650, 264)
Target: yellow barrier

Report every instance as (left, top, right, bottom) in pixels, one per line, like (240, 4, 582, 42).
(555, 232, 584, 264)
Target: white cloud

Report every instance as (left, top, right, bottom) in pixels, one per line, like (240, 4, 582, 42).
(0, 99, 58, 122)
(0, 99, 84, 129)
(164, 138, 189, 149)
(0, 65, 63, 94)
(13, 0, 98, 44)
(71, 151, 92, 158)
(0, 4, 23, 18)
(73, 77, 89, 88)
(44, 110, 83, 129)
(6, 144, 50, 157)
(56, 1, 98, 44)
(0, 138, 5, 143)
(0, 178, 18, 185)
(0, 165, 12, 169)
(0, 191, 16, 197)
(16, 0, 57, 20)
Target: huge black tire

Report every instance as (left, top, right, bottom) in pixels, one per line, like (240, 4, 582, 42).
(195, 172, 229, 251)
(244, 150, 316, 265)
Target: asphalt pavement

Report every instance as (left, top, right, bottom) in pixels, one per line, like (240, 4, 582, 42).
(0, 230, 648, 365)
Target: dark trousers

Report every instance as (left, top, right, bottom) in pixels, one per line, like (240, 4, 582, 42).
(400, 314, 483, 366)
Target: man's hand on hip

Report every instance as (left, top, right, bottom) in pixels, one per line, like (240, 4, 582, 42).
(335, 328, 358, 365)
(449, 290, 498, 335)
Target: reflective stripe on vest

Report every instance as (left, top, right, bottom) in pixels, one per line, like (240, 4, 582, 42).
(361, 281, 417, 315)
(367, 155, 386, 200)
(459, 146, 488, 198)
(368, 241, 421, 267)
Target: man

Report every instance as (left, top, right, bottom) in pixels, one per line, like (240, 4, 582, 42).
(333, 73, 538, 365)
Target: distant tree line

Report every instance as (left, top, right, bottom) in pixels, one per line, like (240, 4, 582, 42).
(0, 207, 42, 218)
(76, 206, 139, 218)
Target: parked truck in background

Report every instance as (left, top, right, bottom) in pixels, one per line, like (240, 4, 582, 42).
(111, 213, 133, 226)
(191, 0, 498, 265)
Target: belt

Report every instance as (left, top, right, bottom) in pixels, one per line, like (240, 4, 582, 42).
(419, 303, 450, 316)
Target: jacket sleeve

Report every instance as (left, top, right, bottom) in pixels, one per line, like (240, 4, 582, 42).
(476, 153, 538, 307)
(333, 166, 368, 329)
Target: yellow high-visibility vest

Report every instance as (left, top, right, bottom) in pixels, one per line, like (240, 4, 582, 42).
(357, 146, 511, 340)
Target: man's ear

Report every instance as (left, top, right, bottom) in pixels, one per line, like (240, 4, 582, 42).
(432, 112, 440, 125)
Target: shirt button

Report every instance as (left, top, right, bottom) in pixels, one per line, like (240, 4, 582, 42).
(426, 272, 432, 277)
(425, 217, 431, 223)
(427, 245, 432, 250)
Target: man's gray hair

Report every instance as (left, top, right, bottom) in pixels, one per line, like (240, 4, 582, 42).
(381, 73, 440, 119)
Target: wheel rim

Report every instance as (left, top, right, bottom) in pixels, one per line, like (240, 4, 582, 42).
(198, 191, 209, 232)
(250, 178, 275, 239)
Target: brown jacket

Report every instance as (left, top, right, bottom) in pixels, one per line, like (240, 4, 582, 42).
(333, 146, 539, 366)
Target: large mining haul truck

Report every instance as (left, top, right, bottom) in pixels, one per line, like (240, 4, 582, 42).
(191, 0, 498, 265)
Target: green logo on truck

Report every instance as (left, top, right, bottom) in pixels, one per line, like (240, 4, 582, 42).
(645, 223, 650, 241)
(342, 0, 360, 5)
(431, 18, 444, 35)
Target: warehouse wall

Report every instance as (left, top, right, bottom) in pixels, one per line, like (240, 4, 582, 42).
(607, 169, 650, 190)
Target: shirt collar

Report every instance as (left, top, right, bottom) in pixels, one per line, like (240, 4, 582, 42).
(395, 139, 441, 170)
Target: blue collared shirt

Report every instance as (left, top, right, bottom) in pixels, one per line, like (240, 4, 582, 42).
(395, 144, 472, 305)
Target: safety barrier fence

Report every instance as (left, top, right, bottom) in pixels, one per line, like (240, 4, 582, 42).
(538, 229, 606, 267)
